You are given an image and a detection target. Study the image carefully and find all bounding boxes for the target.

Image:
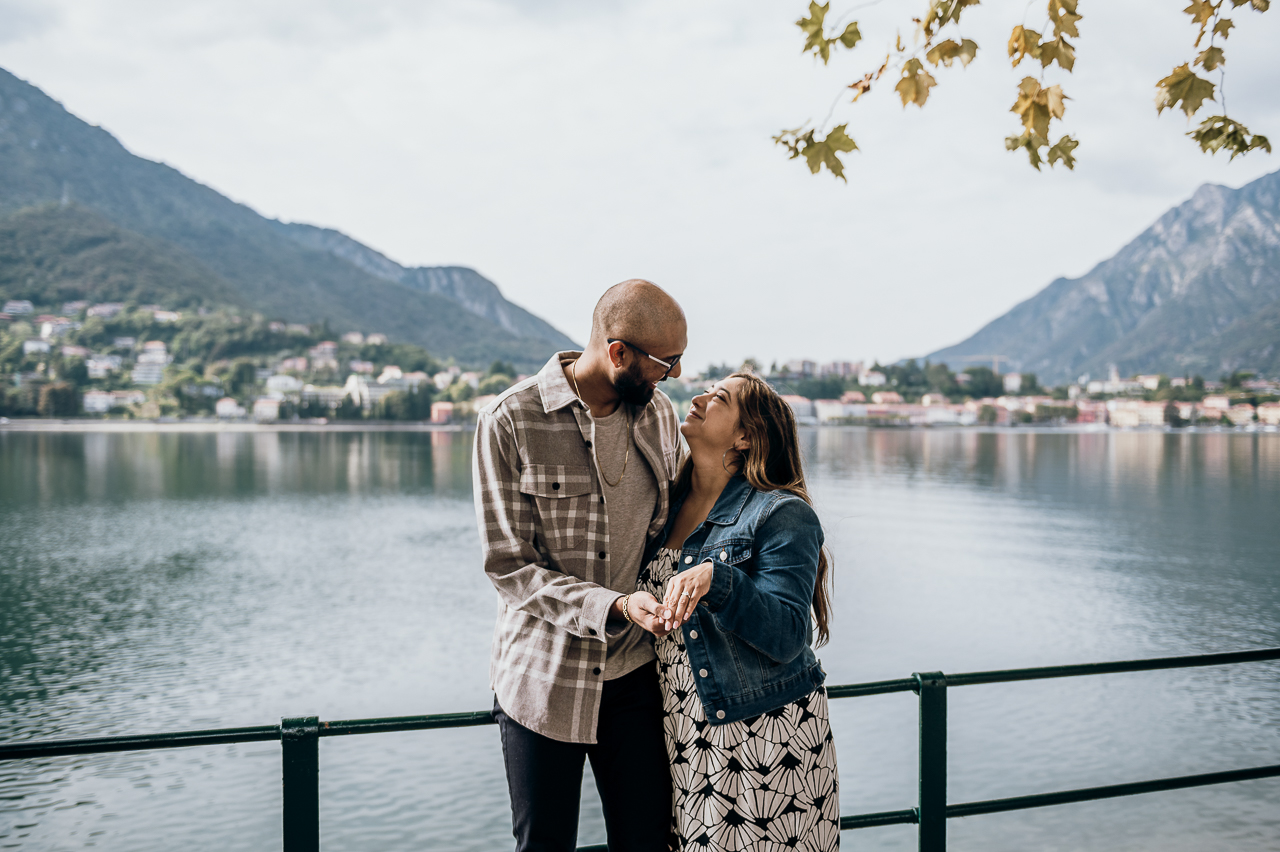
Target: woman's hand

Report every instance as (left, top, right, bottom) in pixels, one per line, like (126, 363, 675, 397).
(661, 562, 714, 631)
(623, 591, 673, 638)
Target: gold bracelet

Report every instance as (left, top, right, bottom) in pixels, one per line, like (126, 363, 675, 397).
(621, 593, 634, 624)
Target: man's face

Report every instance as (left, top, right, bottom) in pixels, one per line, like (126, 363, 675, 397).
(610, 322, 687, 406)
(614, 357, 656, 406)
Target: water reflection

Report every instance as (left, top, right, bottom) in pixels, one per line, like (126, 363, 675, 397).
(1, 428, 1278, 852)
(0, 431, 475, 505)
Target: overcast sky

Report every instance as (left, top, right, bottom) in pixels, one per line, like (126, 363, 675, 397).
(3, 0, 1278, 371)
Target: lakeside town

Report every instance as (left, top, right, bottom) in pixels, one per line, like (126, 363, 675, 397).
(3, 298, 1279, 430)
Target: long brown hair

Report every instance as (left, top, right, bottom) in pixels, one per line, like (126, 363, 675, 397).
(675, 372, 833, 646)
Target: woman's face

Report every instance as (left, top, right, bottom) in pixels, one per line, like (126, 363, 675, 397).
(681, 377, 748, 451)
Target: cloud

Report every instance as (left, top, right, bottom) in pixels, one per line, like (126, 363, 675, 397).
(2, 0, 1277, 371)
(0, 0, 59, 44)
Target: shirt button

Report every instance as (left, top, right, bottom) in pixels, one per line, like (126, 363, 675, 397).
(683, 556, 693, 564)
(716, 710, 726, 720)
(584, 440, 592, 448)
(689, 630, 698, 639)
(593, 667, 601, 675)
(552, 482, 560, 490)
(588, 628, 597, 636)
(720, 550, 727, 560)
(598, 552, 606, 560)
(698, 668, 708, 678)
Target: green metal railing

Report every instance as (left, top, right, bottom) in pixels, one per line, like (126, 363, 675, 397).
(3, 647, 1278, 851)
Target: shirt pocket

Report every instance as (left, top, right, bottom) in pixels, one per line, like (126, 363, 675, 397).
(519, 464, 595, 552)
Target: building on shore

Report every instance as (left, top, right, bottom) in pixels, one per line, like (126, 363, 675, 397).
(858, 369, 887, 387)
(83, 389, 146, 413)
(131, 342, 171, 385)
(86, 350, 122, 378)
(1226, 404, 1256, 426)
(82, 390, 113, 414)
(430, 401, 455, 423)
(266, 375, 304, 397)
(1107, 400, 1167, 427)
(253, 397, 281, 421)
(1201, 395, 1232, 411)
(780, 395, 816, 424)
(308, 342, 339, 372)
(302, 384, 349, 411)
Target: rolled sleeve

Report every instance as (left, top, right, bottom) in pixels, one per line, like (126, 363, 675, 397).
(702, 560, 734, 610)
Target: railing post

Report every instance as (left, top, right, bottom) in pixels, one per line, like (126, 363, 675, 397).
(281, 716, 320, 852)
(914, 672, 948, 852)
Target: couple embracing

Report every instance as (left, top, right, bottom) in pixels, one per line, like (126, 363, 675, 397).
(473, 280, 838, 852)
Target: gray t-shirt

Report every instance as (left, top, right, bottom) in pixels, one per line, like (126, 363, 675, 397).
(592, 404, 659, 678)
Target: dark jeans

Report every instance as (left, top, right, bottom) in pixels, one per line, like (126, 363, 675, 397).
(493, 662, 672, 852)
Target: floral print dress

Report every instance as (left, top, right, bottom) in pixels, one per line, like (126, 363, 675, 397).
(638, 548, 840, 852)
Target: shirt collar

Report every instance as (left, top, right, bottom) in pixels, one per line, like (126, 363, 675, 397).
(537, 351, 585, 413)
(706, 474, 754, 526)
(537, 351, 662, 423)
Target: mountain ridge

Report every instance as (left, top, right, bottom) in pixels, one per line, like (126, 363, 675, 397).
(0, 67, 576, 369)
(927, 170, 1280, 383)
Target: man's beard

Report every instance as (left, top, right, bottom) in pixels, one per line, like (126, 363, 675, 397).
(614, 360, 655, 406)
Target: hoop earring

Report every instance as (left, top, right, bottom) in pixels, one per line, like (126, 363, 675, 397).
(722, 448, 739, 474)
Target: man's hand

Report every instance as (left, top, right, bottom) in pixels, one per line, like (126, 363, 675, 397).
(610, 591, 672, 638)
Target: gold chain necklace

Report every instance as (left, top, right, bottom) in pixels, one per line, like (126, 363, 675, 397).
(572, 358, 632, 488)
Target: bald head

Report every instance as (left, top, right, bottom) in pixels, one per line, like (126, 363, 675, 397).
(589, 279, 686, 347)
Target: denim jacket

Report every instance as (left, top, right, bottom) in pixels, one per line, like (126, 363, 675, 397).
(642, 474, 826, 725)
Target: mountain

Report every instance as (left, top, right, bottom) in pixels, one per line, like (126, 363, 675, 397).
(275, 223, 570, 344)
(0, 68, 576, 369)
(927, 170, 1280, 383)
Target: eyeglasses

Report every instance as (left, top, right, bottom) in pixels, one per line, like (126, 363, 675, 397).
(607, 338, 682, 381)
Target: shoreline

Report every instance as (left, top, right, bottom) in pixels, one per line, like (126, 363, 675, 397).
(0, 419, 472, 433)
(0, 419, 1274, 435)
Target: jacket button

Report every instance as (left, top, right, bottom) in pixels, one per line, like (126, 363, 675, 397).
(700, 601, 708, 607)
(584, 440, 592, 448)
(593, 667, 601, 675)
(716, 710, 726, 720)
(720, 550, 727, 560)
(552, 482, 560, 490)
(683, 555, 693, 564)
(598, 552, 606, 560)
(689, 630, 698, 639)
(588, 628, 596, 636)
(698, 668, 708, 678)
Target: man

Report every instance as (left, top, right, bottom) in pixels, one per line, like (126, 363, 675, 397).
(473, 279, 687, 852)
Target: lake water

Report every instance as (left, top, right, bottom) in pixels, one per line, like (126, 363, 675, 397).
(1, 427, 1278, 851)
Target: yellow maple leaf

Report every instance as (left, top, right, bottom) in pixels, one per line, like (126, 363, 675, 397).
(895, 58, 938, 108)
(1155, 63, 1216, 117)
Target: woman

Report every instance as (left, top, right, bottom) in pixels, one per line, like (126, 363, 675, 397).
(633, 372, 837, 852)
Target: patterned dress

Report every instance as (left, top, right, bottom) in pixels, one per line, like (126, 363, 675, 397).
(638, 549, 840, 852)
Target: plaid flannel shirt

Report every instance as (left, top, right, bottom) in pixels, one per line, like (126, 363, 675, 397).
(473, 351, 684, 743)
